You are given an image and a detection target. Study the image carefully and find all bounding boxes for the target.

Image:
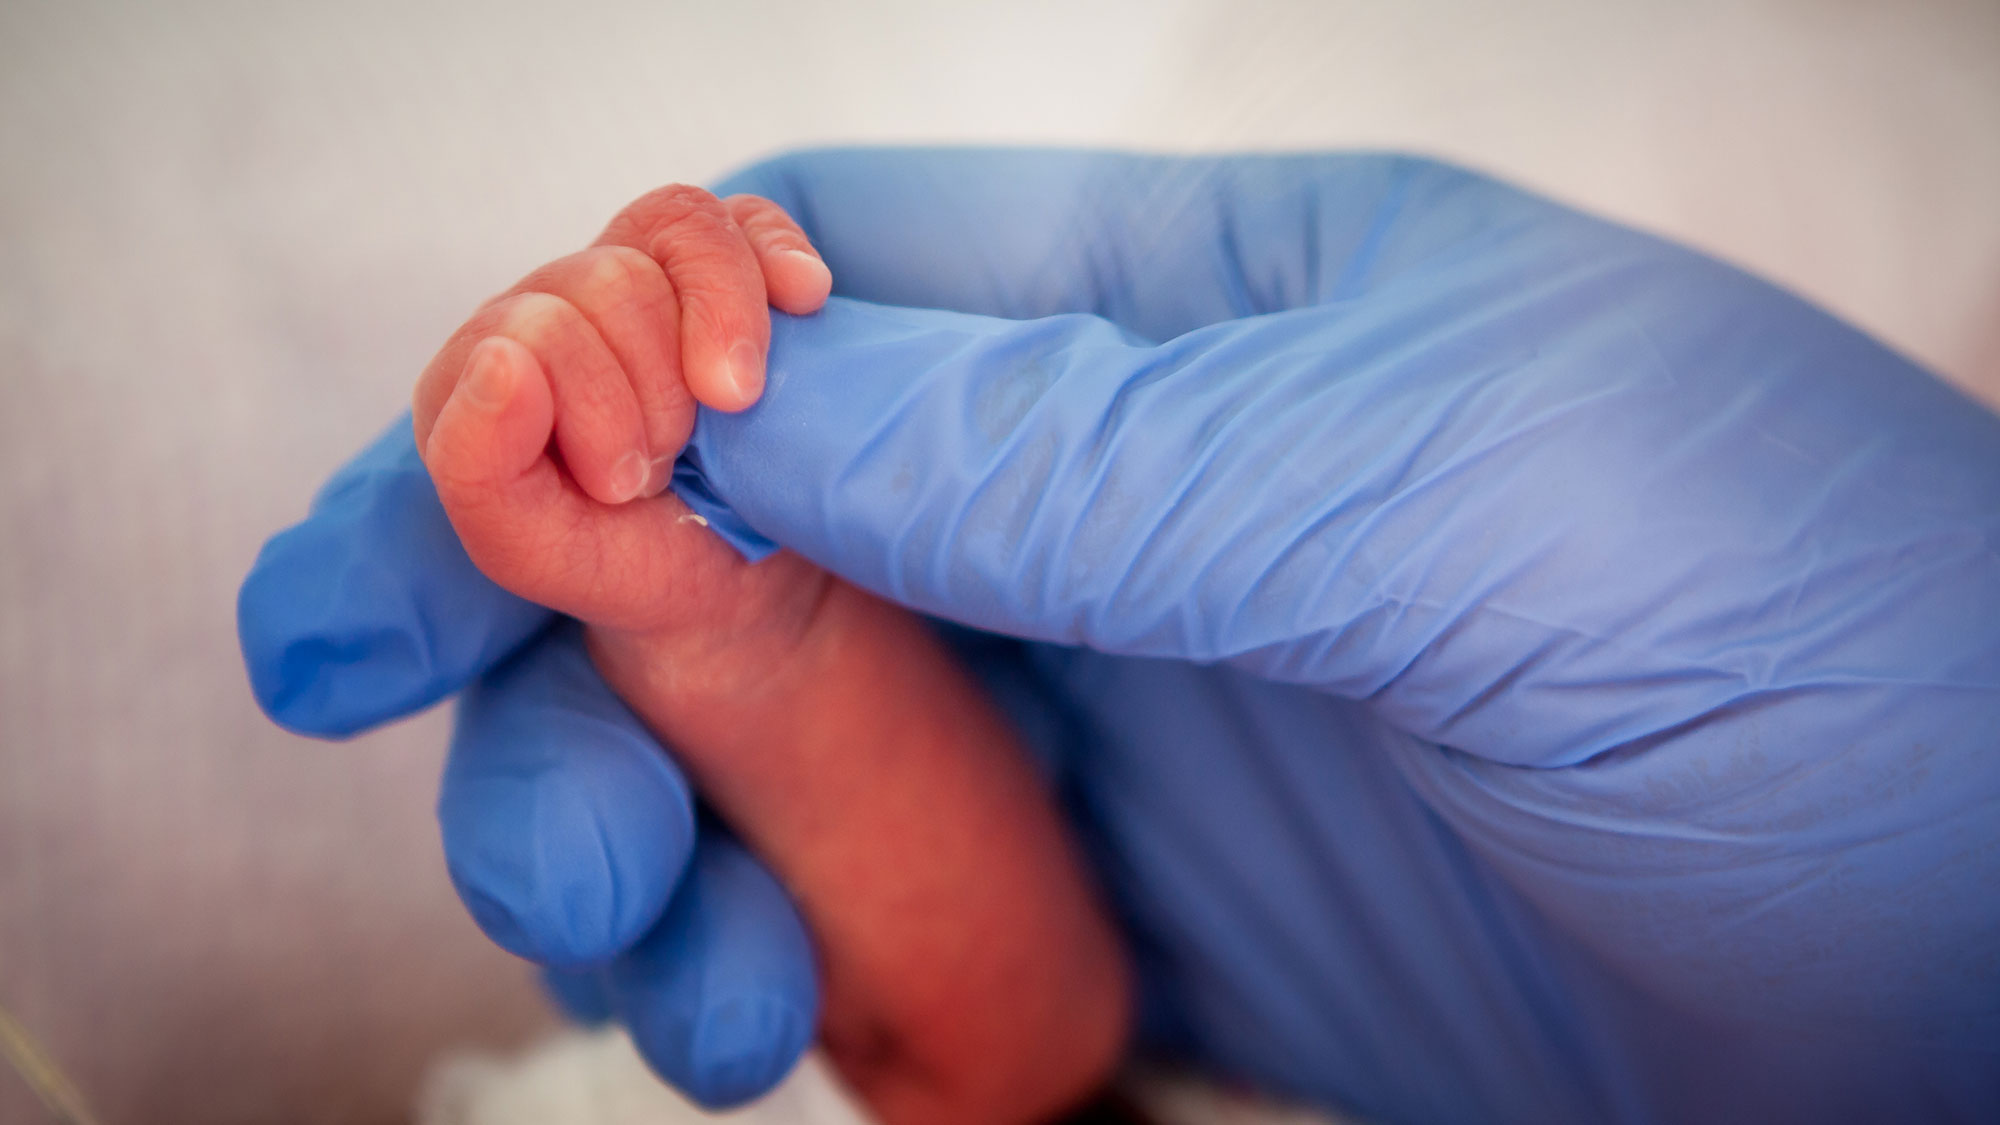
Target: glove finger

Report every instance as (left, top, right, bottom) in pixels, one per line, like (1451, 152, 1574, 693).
(713, 148, 1500, 341)
(439, 622, 695, 965)
(541, 965, 617, 1027)
(686, 258, 2000, 765)
(608, 822, 818, 1111)
(680, 193, 2000, 1063)
(237, 413, 552, 736)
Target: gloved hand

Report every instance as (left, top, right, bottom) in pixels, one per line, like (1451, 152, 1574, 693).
(239, 150, 2000, 1122)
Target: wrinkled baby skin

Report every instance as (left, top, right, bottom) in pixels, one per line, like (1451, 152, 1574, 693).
(412, 184, 1131, 1124)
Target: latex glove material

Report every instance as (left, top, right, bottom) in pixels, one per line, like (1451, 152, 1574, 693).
(238, 150, 2000, 1123)
(686, 151, 2000, 1119)
(239, 431, 817, 1108)
(238, 418, 550, 736)
(444, 624, 816, 1104)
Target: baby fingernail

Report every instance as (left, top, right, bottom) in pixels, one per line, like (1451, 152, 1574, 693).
(779, 249, 830, 284)
(645, 454, 675, 497)
(463, 341, 515, 408)
(724, 342, 764, 405)
(611, 450, 650, 502)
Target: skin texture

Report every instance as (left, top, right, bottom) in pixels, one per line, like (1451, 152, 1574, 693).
(412, 185, 1132, 1123)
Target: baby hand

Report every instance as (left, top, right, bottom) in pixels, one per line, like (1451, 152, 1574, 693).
(411, 185, 1132, 1125)
(412, 186, 832, 636)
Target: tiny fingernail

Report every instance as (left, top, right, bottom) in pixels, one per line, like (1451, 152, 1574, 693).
(724, 342, 765, 405)
(644, 453, 675, 497)
(779, 249, 830, 281)
(611, 450, 650, 503)
(463, 342, 514, 408)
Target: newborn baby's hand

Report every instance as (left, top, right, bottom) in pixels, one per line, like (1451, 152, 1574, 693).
(413, 184, 1131, 1124)
(411, 186, 832, 638)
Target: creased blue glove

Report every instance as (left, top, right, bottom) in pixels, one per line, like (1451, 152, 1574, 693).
(239, 149, 2000, 1123)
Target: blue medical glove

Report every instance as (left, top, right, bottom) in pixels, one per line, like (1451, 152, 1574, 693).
(238, 427, 815, 1107)
(697, 151, 2000, 1121)
(237, 149, 2000, 1122)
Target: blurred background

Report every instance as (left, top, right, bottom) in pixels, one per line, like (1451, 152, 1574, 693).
(2, 1, 1996, 1121)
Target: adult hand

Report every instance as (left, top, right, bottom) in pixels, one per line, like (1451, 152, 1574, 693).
(240, 149, 2000, 1122)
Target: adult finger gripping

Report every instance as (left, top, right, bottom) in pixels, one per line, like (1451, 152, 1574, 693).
(672, 154, 2000, 1117)
(241, 150, 2000, 1122)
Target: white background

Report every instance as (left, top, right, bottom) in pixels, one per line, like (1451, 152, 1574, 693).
(2, 1, 1995, 1121)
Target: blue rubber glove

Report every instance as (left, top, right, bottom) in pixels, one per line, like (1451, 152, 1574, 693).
(239, 149, 2000, 1122)
(238, 424, 818, 1106)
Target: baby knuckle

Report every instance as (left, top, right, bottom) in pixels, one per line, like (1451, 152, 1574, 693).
(601, 182, 723, 247)
(575, 245, 656, 306)
(645, 182, 725, 218)
(676, 243, 757, 291)
(721, 192, 773, 219)
(597, 242, 660, 276)
(626, 184, 729, 240)
(498, 291, 581, 344)
(664, 210, 739, 255)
